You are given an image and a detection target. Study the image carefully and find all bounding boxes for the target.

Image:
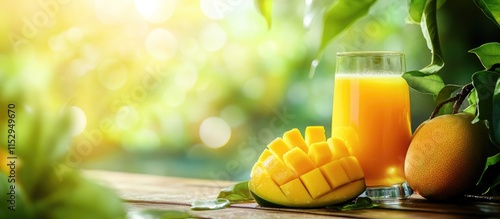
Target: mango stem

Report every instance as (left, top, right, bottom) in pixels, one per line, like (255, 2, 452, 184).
(430, 83, 474, 119)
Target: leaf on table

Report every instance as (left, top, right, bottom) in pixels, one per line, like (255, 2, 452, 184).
(327, 197, 379, 211)
(435, 84, 462, 115)
(255, 0, 273, 28)
(402, 71, 445, 96)
(191, 198, 231, 210)
(128, 209, 195, 219)
(469, 42, 500, 70)
(473, 0, 500, 28)
(217, 181, 254, 203)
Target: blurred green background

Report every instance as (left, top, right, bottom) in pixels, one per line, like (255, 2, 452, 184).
(1, 0, 498, 181)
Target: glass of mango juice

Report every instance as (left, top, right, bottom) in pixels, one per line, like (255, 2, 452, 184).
(331, 51, 413, 200)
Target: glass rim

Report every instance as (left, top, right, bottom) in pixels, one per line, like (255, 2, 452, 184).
(336, 51, 404, 57)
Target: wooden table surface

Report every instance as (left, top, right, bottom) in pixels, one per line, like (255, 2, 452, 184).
(85, 170, 500, 219)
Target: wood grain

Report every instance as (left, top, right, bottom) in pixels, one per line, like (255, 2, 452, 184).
(85, 170, 500, 219)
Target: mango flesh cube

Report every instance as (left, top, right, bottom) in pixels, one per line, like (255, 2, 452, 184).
(267, 137, 291, 159)
(254, 172, 288, 203)
(340, 156, 365, 181)
(328, 138, 350, 160)
(250, 163, 266, 184)
(305, 126, 326, 146)
(300, 168, 331, 199)
(261, 153, 297, 185)
(280, 178, 313, 203)
(257, 149, 273, 163)
(283, 147, 315, 175)
(308, 141, 332, 166)
(320, 160, 351, 189)
(283, 128, 308, 153)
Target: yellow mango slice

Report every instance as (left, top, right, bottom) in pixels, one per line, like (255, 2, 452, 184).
(300, 168, 331, 199)
(252, 171, 289, 205)
(249, 126, 366, 208)
(340, 156, 365, 181)
(328, 137, 351, 160)
(267, 137, 291, 159)
(283, 128, 308, 152)
(320, 160, 351, 189)
(257, 149, 273, 163)
(283, 147, 315, 175)
(308, 141, 332, 166)
(305, 126, 326, 146)
(261, 153, 297, 185)
(280, 178, 313, 203)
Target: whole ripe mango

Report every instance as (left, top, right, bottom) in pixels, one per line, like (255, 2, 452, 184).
(249, 126, 366, 208)
(405, 113, 490, 200)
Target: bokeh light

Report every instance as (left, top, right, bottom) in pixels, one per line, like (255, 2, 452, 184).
(199, 117, 231, 148)
(1, 0, 493, 181)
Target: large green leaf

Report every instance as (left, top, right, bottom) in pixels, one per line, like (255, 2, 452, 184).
(418, 0, 444, 75)
(472, 71, 500, 146)
(255, 0, 273, 28)
(473, 0, 500, 27)
(402, 71, 445, 96)
(472, 71, 499, 120)
(318, 0, 376, 53)
(492, 76, 500, 146)
(469, 42, 500, 70)
(408, 0, 447, 24)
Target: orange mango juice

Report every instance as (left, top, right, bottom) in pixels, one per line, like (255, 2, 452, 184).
(331, 73, 411, 187)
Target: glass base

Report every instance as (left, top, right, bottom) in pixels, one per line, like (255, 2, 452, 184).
(360, 182, 413, 203)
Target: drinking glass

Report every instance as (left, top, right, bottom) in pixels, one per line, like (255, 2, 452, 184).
(331, 51, 413, 200)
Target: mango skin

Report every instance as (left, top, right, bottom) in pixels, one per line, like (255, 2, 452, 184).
(405, 113, 490, 200)
(250, 179, 365, 208)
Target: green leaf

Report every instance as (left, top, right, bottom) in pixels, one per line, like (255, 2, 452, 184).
(129, 209, 195, 219)
(304, 0, 333, 28)
(418, 0, 444, 75)
(255, 0, 273, 28)
(408, 0, 446, 24)
(318, 0, 376, 53)
(408, 0, 426, 24)
(492, 76, 500, 146)
(327, 197, 379, 211)
(464, 89, 478, 114)
(435, 84, 461, 115)
(217, 181, 253, 203)
(471, 71, 500, 146)
(469, 42, 500, 70)
(404, 0, 445, 98)
(402, 71, 445, 96)
(477, 153, 500, 193)
(472, 71, 499, 121)
(473, 0, 500, 27)
(191, 198, 231, 210)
